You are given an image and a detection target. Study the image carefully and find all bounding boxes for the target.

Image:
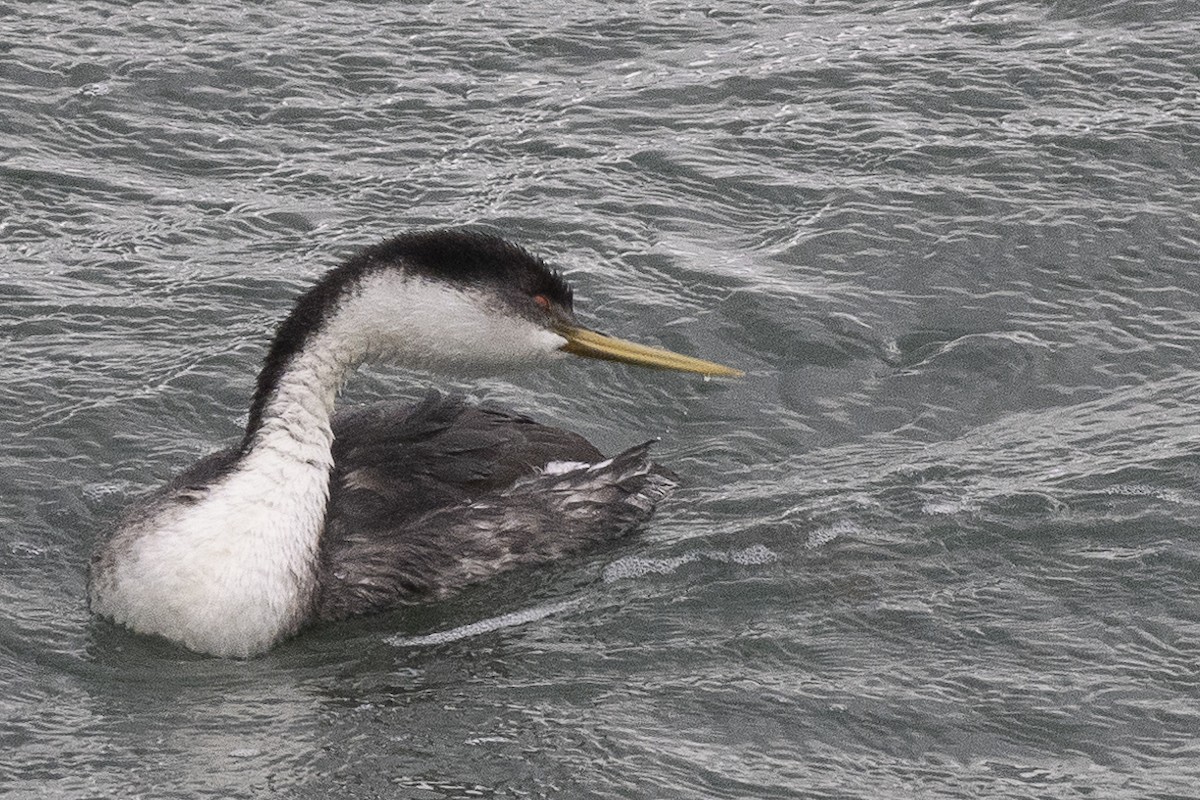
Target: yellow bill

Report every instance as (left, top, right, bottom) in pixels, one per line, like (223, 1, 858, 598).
(557, 325, 743, 377)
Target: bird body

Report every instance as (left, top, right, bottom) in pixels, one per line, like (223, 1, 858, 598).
(88, 231, 738, 657)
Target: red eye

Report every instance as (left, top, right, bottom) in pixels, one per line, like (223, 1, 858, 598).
(533, 294, 550, 310)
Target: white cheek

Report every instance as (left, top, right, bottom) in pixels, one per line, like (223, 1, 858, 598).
(444, 314, 566, 372)
(327, 273, 567, 374)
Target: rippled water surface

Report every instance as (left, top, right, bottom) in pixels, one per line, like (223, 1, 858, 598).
(3, 1, 1200, 797)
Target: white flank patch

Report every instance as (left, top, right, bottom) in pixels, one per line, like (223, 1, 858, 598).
(542, 460, 591, 475)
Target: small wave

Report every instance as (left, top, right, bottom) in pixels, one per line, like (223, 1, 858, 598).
(388, 544, 779, 646)
(387, 598, 582, 647)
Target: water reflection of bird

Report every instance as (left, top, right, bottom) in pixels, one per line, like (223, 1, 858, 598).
(88, 230, 740, 657)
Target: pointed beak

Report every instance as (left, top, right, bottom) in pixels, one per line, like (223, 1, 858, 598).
(555, 325, 743, 377)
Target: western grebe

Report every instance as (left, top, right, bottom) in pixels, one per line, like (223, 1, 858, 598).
(88, 230, 740, 657)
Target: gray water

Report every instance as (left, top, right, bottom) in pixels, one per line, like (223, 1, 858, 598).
(3, 1, 1200, 797)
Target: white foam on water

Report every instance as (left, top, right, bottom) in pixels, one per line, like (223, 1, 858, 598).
(724, 543, 779, 565)
(1102, 483, 1185, 504)
(806, 520, 862, 549)
(602, 544, 779, 583)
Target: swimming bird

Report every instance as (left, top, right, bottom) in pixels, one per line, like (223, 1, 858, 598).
(87, 230, 740, 657)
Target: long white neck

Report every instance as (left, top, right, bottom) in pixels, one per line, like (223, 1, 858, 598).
(234, 329, 355, 572)
(92, 332, 362, 658)
(247, 334, 349, 466)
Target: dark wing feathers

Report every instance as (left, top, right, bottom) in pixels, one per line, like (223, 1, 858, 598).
(317, 440, 676, 621)
(325, 392, 603, 530)
(315, 392, 674, 620)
